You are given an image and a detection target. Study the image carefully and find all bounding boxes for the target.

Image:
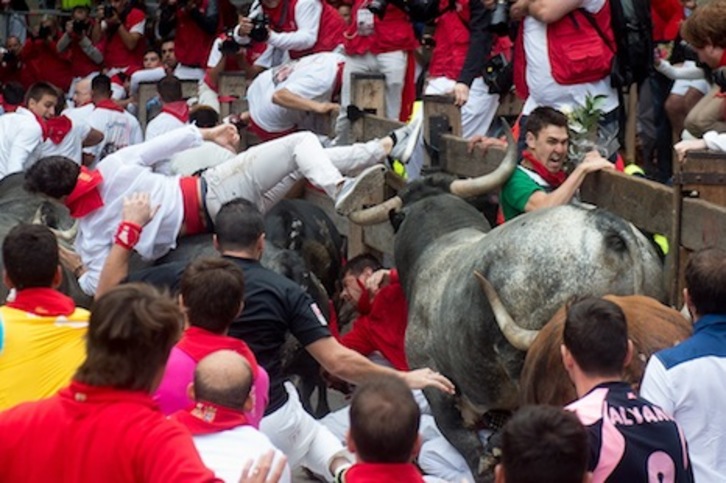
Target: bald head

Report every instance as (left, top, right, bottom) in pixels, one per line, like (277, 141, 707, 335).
(73, 78, 92, 107)
(193, 350, 253, 410)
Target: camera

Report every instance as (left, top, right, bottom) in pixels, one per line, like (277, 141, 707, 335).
(249, 13, 270, 43)
(2, 51, 16, 64)
(482, 53, 513, 94)
(218, 32, 241, 56)
(103, 4, 115, 18)
(366, 0, 388, 19)
(489, 0, 510, 35)
(73, 20, 89, 35)
(38, 25, 53, 39)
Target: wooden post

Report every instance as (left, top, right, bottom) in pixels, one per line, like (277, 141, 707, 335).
(351, 73, 386, 142)
(218, 73, 248, 119)
(423, 94, 461, 172)
(137, 82, 157, 133)
(495, 91, 525, 119)
(181, 80, 199, 99)
(625, 83, 638, 163)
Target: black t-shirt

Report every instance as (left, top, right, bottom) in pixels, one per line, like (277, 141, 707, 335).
(226, 257, 331, 415)
(128, 256, 332, 415)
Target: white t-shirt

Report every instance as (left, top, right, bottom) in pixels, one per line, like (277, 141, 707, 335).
(76, 125, 203, 295)
(247, 52, 343, 133)
(146, 111, 186, 140)
(85, 104, 143, 165)
(521, 0, 618, 115)
(192, 425, 291, 483)
(0, 108, 44, 178)
(38, 115, 92, 164)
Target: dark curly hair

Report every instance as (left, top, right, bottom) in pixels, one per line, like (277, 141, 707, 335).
(24, 156, 80, 199)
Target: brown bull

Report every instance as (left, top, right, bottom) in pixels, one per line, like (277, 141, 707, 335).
(520, 295, 692, 406)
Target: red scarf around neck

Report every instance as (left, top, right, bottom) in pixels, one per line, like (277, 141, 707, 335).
(161, 101, 190, 124)
(7, 287, 76, 316)
(521, 150, 567, 188)
(94, 99, 125, 113)
(31, 112, 72, 144)
(176, 326, 259, 375)
(173, 400, 250, 435)
(65, 166, 104, 218)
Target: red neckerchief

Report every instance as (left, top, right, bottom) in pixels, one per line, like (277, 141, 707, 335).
(94, 99, 125, 113)
(45, 115, 73, 144)
(6, 287, 76, 316)
(521, 150, 567, 188)
(161, 101, 190, 124)
(172, 400, 250, 435)
(176, 326, 259, 375)
(65, 166, 105, 218)
(62, 381, 156, 407)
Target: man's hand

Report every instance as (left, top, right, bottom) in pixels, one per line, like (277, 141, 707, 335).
(59, 245, 85, 278)
(238, 16, 254, 36)
(578, 151, 615, 174)
(201, 124, 240, 153)
(453, 83, 469, 107)
(239, 450, 287, 483)
(122, 192, 158, 227)
(365, 269, 391, 296)
(510, 0, 529, 21)
(65, 20, 74, 34)
(401, 368, 455, 394)
(674, 139, 707, 163)
(315, 102, 340, 115)
(467, 135, 508, 154)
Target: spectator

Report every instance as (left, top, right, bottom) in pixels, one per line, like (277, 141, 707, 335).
(245, 51, 344, 141)
(511, 0, 620, 158)
(338, 3, 351, 24)
(495, 405, 590, 483)
(161, 37, 179, 71)
(498, 107, 612, 221)
(0, 81, 59, 178)
(563, 297, 694, 482)
(234, 0, 345, 64)
(155, 257, 269, 427)
(158, 0, 232, 81)
(85, 74, 143, 163)
(334, 0, 418, 144)
(0, 0, 28, 46)
(92, 0, 147, 73)
(145, 75, 189, 141)
(172, 350, 291, 482)
(0, 224, 89, 411)
(39, 91, 103, 166)
(340, 375, 425, 482)
(679, 0, 726, 137)
(128, 47, 169, 98)
(20, 17, 73, 92)
(57, 6, 103, 88)
(63, 78, 99, 167)
(674, 125, 726, 161)
(0, 35, 23, 86)
(641, 248, 726, 483)
(0, 81, 23, 113)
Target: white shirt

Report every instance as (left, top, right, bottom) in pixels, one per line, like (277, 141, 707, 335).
(0, 108, 44, 178)
(146, 111, 186, 141)
(192, 425, 291, 483)
(38, 116, 92, 164)
(247, 52, 343, 133)
(85, 104, 143, 165)
(169, 141, 235, 176)
(76, 125, 203, 295)
(521, 0, 618, 115)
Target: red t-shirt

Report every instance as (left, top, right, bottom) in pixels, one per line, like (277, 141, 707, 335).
(102, 7, 146, 69)
(0, 381, 220, 482)
(20, 38, 74, 91)
(340, 269, 410, 371)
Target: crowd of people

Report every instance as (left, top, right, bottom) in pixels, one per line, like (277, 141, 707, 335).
(1, 0, 726, 481)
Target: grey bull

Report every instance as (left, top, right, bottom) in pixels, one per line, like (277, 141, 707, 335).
(349, 138, 666, 480)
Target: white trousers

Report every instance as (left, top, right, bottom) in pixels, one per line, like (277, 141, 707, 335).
(260, 382, 348, 480)
(335, 50, 408, 145)
(202, 131, 385, 218)
(424, 77, 499, 138)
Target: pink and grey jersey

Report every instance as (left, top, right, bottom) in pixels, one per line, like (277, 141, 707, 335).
(567, 381, 693, 483)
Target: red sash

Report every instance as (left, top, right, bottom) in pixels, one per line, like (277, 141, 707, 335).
(65, 166, 104, 218)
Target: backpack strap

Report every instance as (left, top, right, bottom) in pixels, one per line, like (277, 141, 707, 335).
(578, 8, 615, 53)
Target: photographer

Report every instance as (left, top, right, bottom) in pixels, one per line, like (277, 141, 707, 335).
(0, 35, 23, 87)
(158, 0, 234, 81)
(333, 0, 419, 145)
(20, 17, 73, 92)
(233, 0, 345, 65)
(57, 6, 103, 88)
(91, 0, 146, 73)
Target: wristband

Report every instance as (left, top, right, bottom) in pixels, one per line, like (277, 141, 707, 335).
(114, 221, 142, 251)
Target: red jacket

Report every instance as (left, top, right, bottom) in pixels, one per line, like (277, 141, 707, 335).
(0, 381, 219, 482)
(20, 38, 74, 91)
(651, 0, 683, 42)
(343, 0, 418, 55)
(340, 269, 410, 371)
(265, 0, 346, 59)
(102, 7, 147, 69)
(175, 3, 217, 68)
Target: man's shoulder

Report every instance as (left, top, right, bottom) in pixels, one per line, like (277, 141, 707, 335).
(654, 328, 726, 371)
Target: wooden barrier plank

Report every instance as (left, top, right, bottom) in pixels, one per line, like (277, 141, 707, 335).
(181, 80, 199, 99)
(359, 114, 401, 143)
(580, 170, 673, 236)
(441, 134, 505, 178)
(680, 198, 726, 251)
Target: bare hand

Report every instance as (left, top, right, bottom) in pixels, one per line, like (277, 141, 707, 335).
(467, 135, 507, 154)
(402, 368, 455, 394)
(122, 192, 158, 227)
(201, 124, 240, 153)
(453, 83, 469, 107)
(239, 450, 287, 483)
(510, 0, 529, 21)
(315, 102, 340, 115)
(65, 20, 73, 34)
(365, 269, 390, 295)
(579, 151, 615, 173)
(59, 245, 84, 277)
(238, 17, 254, 36)
(674, 139, 707, 163)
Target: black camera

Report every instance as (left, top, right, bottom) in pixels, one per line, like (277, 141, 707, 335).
(482, 53, 513, 94)
(489, 0, 510, 35)
(73, 20, 89, 35)
(104, 4, 115, 18)
(249, 13, 270, 43)
(219, 33, 241, 56)
(38, 25, 53, 39)
(366, 0, 388, 19)
(2, 51, 16, 64)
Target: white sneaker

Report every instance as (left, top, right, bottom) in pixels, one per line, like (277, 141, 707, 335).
(334, 164, 386, 215)
(389, 113, 423, 165)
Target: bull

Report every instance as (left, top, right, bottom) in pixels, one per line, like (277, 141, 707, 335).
(349, 137, 667, 480)
(520, 294, 692, 407)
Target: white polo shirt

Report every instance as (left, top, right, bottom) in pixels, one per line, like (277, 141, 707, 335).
(0, 107, 44, 178)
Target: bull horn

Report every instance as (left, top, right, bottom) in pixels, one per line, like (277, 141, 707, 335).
(474, 270, 539, 352)
(348, 196, 403, 226)
(31, 206, 79, 243)
(450, 122, 518, 198)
